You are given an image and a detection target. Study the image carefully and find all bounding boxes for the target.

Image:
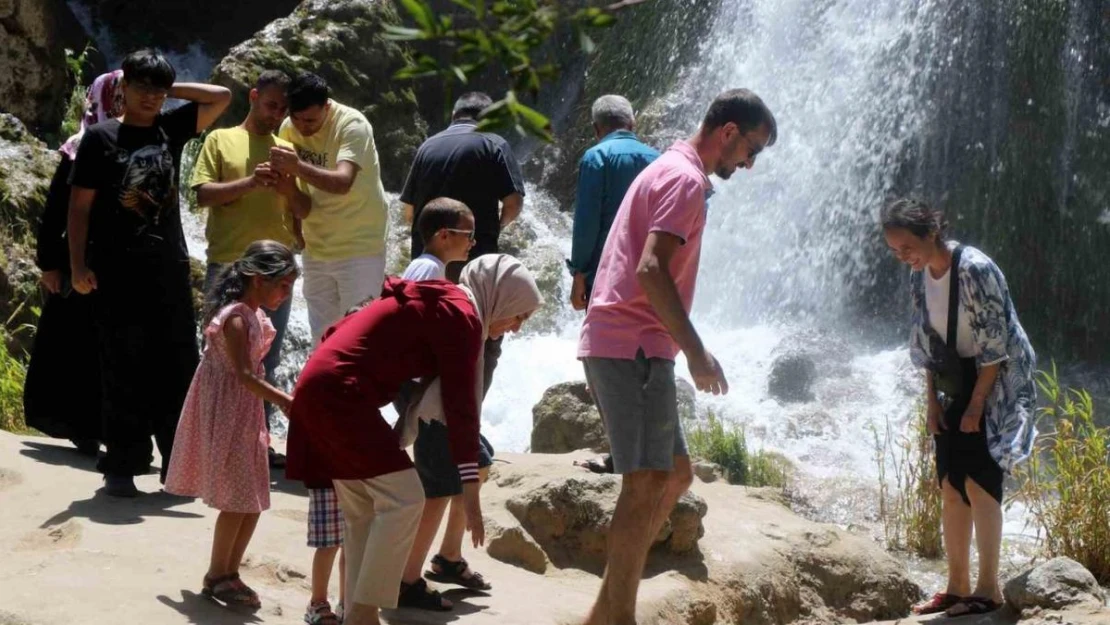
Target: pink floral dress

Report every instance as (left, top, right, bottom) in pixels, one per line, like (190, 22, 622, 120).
(166, 303, 276, 513)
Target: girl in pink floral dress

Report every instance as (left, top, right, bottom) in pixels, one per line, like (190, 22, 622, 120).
(166, 240, 299, 609)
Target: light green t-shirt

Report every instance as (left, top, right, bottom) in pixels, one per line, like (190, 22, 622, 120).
(278, 100, 389, 261)
(190, 127, 297, 263)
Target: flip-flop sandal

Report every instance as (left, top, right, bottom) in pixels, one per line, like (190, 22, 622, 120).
(573, 455, 613, 474)
(398, 578, 453, 611)
(425, 555, 492, 591)
(202, 574, 261, 609)
(945, 596, 1002, 617)
(912, 592, 963, 615)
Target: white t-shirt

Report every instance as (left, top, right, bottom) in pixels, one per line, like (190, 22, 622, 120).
(924, 266, 979, 358)
(402, 254, 447, 281)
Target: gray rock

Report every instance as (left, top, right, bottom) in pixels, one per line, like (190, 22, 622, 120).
(530, 381, 608, 454)
(505, 474, 707, 573)
(768, 352, 818, 403)
(1004, 557, 1106, 611)
(485, 517, 548, 574)
(692, 460, 724, 483)
(0, 0, 86, 134)
(0, 114, 61, 352)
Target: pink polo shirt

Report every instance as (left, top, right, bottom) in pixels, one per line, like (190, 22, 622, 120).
(578, 141, 711, 361)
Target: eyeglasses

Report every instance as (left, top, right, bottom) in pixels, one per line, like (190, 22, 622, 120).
(129, 82, 169, 99)
(445, 228, 475, 241)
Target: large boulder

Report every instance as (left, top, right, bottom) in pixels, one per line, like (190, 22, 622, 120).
(505, 474, 707, 574)
(0, 115, 61, 351)
(530, 381, 608, 454)
(208, 0, 427, 190)
(1004, 557, 1107, 612)
(0, 0, 86, 135)
(767, 329, 853, 404)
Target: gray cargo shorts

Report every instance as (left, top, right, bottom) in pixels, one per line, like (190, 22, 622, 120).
(582, 349, 688, 474)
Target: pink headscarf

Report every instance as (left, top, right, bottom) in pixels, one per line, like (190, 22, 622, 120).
(59, 69, 125, 159)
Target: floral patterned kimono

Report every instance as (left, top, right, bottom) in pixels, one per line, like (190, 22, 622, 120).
(908, 242, 1037, 474)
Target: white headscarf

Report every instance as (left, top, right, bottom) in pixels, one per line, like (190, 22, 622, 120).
(396, 254, 544, 446)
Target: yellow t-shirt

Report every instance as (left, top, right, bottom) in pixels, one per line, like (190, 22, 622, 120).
(278, 100, 389, 261)
(191, 127, 298, 263)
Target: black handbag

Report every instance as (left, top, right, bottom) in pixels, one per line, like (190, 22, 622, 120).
(928, 246, 977, 399)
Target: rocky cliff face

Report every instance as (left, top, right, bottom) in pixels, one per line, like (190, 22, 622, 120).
(0, 0, 86, 135)
(0, 115, 61, 351)
(208, 0, 427, 190)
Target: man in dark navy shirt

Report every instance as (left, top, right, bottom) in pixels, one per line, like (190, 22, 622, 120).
(400, 92, 526, 278)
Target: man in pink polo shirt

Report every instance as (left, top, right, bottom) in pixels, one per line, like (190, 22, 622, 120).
(578, 88, 777, 625)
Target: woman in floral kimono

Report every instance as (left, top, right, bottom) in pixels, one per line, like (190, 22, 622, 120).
(881, 197, 1036, 618)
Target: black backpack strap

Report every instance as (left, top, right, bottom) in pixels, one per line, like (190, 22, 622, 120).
(946, 245, 965, 348)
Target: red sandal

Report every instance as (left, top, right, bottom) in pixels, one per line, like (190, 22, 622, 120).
(912, 592, 963, 615)
(202, 573, 261, 609)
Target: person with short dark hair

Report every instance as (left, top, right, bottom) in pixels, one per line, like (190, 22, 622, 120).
(400, 91, 526, 278)
(407, 197, 475, 281)
(67, 48, 231, 497)
(882, 197, 1035, 618)
(191, 69, 308, 469)
(271, 72, 391, 344)
(577, 88, 776, 624)
(568, 95, 660, 310)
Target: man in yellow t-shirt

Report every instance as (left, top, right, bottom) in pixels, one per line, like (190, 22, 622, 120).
(270, 72, 390, 343)
(191, 69, 309, 466)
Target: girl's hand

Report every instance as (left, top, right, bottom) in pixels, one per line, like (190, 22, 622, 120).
(276, 394, 293, 415)
(960, 399, 984, 433)
(926, 398, 944, 435)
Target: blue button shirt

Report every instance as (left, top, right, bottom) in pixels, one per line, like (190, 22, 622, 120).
(568, 130, 660, 289)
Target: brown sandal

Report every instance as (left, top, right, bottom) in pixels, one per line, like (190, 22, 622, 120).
(912, 592, 963, 615)
(202, 573, 261, 609)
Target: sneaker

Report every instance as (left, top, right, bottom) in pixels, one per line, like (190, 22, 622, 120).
(304, 600, 340, 625)
(104, 475, 140, 498)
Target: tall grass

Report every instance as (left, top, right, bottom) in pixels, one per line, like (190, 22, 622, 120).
(686, 410, 791, 489)
(875, 399, 943, 558)
(0, 304, 33, 434)
(1017, 366, 1110, 583)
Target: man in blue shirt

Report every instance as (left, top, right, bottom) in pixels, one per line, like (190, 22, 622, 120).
(567, 95, 660, 310)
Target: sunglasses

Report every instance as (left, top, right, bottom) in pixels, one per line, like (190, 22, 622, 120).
(445, 228, 475, 241)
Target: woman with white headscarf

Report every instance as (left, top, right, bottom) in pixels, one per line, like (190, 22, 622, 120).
(23, 70, 124, 453)
(286, 254, 543, 625)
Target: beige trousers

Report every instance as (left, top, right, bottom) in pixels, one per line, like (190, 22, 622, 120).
(333, 469, 425, 608)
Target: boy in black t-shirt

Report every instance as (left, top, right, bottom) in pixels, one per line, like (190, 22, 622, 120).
(68, 49, 231, 497)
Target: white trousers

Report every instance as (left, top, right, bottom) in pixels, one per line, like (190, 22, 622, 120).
(333, 469, 425, 609)
(302, 254, 386, 344)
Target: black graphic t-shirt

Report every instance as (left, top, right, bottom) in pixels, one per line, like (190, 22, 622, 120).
(69, 103, 199, 269)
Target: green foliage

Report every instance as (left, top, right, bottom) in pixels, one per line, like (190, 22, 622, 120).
(1017, 365, 1110, 583)
(0, 303, 36, 434)
(385, 0, 647, 141)
(686, 410, 791, 489)
(59, 45, 98, 142)
(876, 400, 943, 559)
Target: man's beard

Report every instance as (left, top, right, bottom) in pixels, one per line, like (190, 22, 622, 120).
(715, 165, 735, 180)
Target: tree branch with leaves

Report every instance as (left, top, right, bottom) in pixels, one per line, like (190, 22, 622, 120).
(385, 0, 648, 141)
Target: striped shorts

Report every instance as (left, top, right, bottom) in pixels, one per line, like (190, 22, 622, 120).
(307, 487, 346, 548)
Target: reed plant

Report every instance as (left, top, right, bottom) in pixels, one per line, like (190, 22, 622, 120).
(1017, 365, 1110, 583)
(687, 410, 791, 489)
(876, 399, 943, 558)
